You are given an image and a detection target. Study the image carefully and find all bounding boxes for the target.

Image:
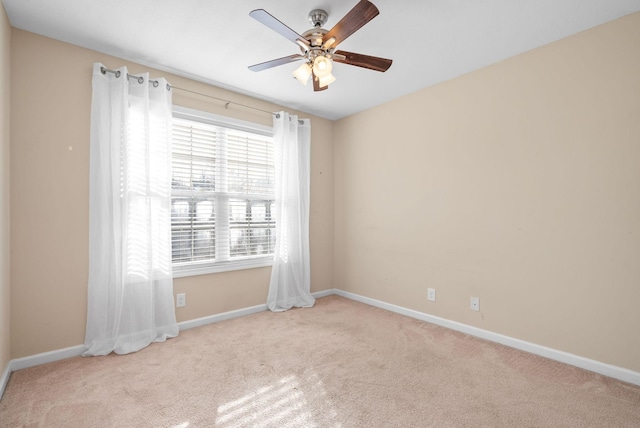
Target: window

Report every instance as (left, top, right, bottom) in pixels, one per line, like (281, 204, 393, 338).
(171, 107, 275, 276)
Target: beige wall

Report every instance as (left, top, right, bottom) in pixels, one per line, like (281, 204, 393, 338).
(334, 13, 640, 373)
(0, 3, 11, 375)
(9, 29, 333, 358)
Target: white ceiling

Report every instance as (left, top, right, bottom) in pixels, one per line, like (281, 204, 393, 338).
(3, 0, 640, 120)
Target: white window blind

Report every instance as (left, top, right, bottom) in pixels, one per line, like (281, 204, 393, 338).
(171, 107, 275, 276)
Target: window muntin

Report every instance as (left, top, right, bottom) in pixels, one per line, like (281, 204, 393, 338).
(171, 107, 274, 276)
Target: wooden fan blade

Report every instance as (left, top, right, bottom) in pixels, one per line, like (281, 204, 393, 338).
(248, 54, 304, 72)
(333, 50, 392, 72)
(324, 0, 379, 47)
(312, 71, 328, 92)
(249, 9, 310, 48)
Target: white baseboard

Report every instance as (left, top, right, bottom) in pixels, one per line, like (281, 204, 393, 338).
(311, 289, 335, 299)
(10, 345, 85, 372)
(333, 289, 640, 387)
(0, 362, 10, 400)
(177, 289, 333, 331)
(178, 303, 268, 331)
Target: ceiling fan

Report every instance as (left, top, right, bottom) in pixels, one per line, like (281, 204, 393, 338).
(248, 0, 393, 92)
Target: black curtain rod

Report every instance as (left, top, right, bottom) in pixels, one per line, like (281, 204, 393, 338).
(100, 66, 281, 119)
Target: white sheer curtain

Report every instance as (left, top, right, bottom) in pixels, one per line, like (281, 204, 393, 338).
(267, 112, 315, 312)
(84, 63, 178, 356)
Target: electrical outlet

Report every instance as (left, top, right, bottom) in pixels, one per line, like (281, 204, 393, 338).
(470, 297, 480, 311)
(427, 288, 436, 302)
(176, 293, 186, 308)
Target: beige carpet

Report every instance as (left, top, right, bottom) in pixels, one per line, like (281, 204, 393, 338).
(1, 295, 639, 427)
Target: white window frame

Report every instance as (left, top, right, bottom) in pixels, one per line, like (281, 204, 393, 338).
(171, 106, 275, 278)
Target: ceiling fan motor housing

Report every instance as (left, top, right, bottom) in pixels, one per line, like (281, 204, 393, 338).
(302, 28, 328, 49)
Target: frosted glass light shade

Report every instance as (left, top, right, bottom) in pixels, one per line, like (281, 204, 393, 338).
(313, 55, 333, 78)
(318, 73, 336, 88)
(293, 63, 312, 85)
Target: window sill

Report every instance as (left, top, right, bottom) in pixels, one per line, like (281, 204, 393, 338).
(172, 256, 273, 278)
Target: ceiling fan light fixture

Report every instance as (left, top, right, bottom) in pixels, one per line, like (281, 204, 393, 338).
(312, 55, 333, 78)
(318, 72, 336, 88)
(293, 62, 312, 85)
